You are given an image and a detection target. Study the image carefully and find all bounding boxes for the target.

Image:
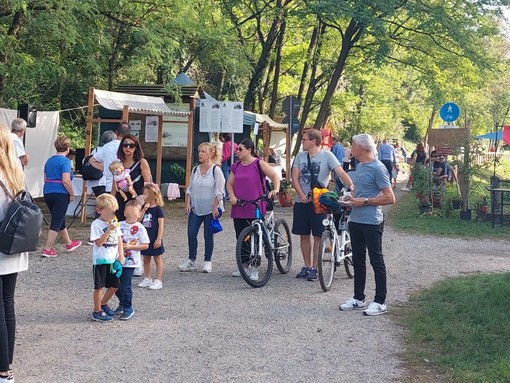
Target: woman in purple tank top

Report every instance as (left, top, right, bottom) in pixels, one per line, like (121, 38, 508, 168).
(227, 139, 280, 234)
(226, 139, 280, 277)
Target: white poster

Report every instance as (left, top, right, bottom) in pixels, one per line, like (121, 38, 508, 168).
(199, 100, 221, 133)
(162, 103, 189, 147)
(220, 101, 243, 133)
(145, 116, 159, 143)
(129, 120, 141, 139)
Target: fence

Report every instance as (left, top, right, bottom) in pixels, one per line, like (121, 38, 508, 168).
(471, 152, 510, 165)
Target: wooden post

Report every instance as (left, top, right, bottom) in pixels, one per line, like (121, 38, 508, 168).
(81, 87, 96, 223)
(122, 105, 129, 122)
(156, 114, 163, 185)
(185, 99, 195, 188)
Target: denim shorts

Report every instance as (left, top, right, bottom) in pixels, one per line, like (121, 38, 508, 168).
(291, 202, 325, 237)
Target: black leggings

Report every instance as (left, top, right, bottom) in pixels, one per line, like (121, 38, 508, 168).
(0, 273, 17, 371)
(44, 193, 70, 231)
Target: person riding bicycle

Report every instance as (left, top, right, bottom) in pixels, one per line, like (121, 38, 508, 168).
(226, 139, 280, 280)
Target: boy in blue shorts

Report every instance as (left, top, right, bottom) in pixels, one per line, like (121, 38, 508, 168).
(116, 200, 149, 320)
(90, 194, 125, 322)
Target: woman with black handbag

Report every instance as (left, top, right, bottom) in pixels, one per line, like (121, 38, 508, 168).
(0, 123, 29, 382)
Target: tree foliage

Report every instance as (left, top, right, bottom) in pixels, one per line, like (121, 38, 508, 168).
(1, 0, 510, 144)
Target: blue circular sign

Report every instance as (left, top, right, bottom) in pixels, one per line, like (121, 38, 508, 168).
(439, 102, 460, 122)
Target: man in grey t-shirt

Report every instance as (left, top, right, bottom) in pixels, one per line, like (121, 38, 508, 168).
(291, 129, 353, 282)
(339, 133, 395, 316)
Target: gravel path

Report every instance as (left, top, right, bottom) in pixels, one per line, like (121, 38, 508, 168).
(13, 175, 510, 382)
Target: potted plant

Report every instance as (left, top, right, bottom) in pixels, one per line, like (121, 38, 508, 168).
(410, 164, 432, 213)
(476, 196, 489, 213)
(278, 179, 294, 207)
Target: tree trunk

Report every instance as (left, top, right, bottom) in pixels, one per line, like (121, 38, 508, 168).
(313, 19, 364, 129)
(268, 18, 286, 118)
(243, 1, 286, 111)
(216, 68, 226, 100)
(297, 20, 322, 103)
(108, 24, 124, 91)
(0, 10, 24, 106)
(292, 24, 327, 156)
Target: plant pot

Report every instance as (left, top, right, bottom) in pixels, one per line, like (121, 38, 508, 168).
(479, 205, 487, 213)
(460, 209, 472, 221)
(278, 192, 293, 207)
(451, 199, 462, 209)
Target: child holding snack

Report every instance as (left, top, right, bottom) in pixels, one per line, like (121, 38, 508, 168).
(90, 194, 125, 322)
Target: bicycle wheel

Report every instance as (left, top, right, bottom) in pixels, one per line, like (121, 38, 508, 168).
(343, 231, 353, 279)
(318, 229, 335, 292)
(274, 218, 292, 274)
(235, 225, 273, 288)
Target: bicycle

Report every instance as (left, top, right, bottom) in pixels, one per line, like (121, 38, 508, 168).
(235, 195, 292, 288)
(317, 205, 353, 292)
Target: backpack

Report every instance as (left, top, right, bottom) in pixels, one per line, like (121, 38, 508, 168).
(82, 153, 103, 181)
(0, 180, 43, 255)
(192, 165, 218, 180)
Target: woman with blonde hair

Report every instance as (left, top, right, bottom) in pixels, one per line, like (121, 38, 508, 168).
(42, 135, 82, 257)
(0, 123, 29, 382)
(179, 142, 225, 273)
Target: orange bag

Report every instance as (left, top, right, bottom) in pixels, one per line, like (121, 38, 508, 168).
(312, 186, 329, 214)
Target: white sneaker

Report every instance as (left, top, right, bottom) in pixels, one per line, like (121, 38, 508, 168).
(133, 266, 144, 277)
(202, 261, 212, 273)
(339, 297, 367, 311)
(178, 259, 198, 272)
(137, 277, 152, 288)
(363, 302, 387, 316)
(231, 270, 242, 277)
(249, 267, 259, 281)
(148, 279, 163, 290)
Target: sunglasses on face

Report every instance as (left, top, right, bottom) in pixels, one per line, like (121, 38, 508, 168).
(122, 143, 136, 149)
(237, 147, 245, 151)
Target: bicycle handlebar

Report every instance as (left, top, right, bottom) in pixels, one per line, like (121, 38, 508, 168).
(234, 194, 271, 206)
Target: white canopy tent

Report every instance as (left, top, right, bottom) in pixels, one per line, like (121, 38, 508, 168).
(0, 108, 59, 198)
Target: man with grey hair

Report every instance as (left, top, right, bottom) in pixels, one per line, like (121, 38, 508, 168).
(89, 123, 131, 193)
(340, 133, 395, 316)
(11, 118, 29, 167)
(291, 128, 354, 282)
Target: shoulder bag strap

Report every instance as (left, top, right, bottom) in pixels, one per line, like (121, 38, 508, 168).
(307, 153, 317, 188)
(255, 159, 267, 194)
(0, 179, 14, 201)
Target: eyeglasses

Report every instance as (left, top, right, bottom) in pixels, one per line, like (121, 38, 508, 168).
(122, 143, 136, 149)
(237, 147, 245, 152)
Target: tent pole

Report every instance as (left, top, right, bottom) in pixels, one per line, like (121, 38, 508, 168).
(185, 99, 195, 189)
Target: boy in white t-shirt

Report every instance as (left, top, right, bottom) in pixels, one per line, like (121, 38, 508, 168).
(90, 194, 125, 322)
(115, 200, 149, 320)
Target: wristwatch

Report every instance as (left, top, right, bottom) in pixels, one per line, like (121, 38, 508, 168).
(363, 198, 369, 206)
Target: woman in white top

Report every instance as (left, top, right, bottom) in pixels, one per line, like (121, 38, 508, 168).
(0, 123, 28, 382)
(179, 142, 225, 273)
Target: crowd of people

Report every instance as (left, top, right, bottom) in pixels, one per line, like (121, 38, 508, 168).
(0, 118, 401, 381)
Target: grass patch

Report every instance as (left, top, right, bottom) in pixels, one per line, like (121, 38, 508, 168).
(387, 192, 510, 238)
(399, 273, 510, 383)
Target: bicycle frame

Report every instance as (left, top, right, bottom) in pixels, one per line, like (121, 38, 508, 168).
(323, 211, 350, 263)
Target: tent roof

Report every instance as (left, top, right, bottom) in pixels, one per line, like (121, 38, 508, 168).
(94, 89, 189, 116)
(244, 111, 288, 130)
(473, 131, 502, 140)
